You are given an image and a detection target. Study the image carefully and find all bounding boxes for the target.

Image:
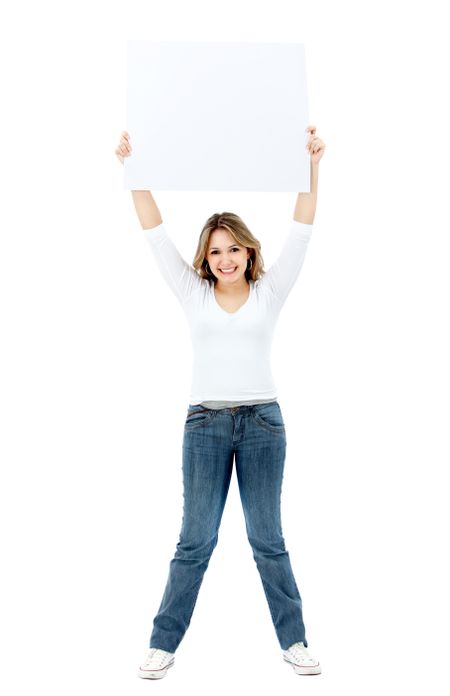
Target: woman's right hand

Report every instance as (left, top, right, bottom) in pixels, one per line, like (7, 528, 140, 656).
(115, 131, 132, 165)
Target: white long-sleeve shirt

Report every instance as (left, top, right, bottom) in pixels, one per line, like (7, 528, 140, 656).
(143, 220, 313, 406)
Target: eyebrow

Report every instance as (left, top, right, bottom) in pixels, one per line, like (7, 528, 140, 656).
(209, 243, 240, 251)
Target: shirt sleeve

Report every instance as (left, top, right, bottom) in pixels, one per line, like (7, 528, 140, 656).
(143, 223, 205, 306)
(259, 220, 313, 306)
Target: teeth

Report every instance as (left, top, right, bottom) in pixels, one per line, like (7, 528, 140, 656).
(220, 267, 236, 274)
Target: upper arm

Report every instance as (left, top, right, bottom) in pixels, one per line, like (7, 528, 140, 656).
(143, 223, 205, 305)
(258, 220, 313, 305)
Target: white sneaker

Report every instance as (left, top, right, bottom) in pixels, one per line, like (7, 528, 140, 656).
(138, 647, 175, 679)
(283, 641, 321, 675)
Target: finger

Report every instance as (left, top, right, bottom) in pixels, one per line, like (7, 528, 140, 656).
(120, 139, 132, 152)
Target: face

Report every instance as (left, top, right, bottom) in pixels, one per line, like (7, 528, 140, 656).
(206, 228, 250, 284)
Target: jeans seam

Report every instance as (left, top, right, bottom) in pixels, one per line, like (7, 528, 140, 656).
(260, 575, 280, 631)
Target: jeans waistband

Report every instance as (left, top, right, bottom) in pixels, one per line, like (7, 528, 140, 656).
(188, 400, 278, 414)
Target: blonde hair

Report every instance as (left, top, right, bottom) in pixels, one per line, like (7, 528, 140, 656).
(192, 212, 265, 284)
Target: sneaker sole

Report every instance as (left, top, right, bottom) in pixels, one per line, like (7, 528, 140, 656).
(283, 656, 322, 675)
(138, 659, 175, 679)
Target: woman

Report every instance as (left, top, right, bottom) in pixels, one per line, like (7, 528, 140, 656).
(115, 126, 326, 678)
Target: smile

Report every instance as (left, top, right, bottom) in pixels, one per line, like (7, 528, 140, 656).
(219, 267, 237, 274)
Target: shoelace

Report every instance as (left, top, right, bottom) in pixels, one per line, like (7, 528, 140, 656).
(286, 642, 317, 664)
(145, 648, 171, 667)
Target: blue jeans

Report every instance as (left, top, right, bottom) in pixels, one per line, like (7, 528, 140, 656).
(149, 401, 308, 652)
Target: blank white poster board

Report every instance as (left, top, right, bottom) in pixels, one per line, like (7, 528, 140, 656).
(124, 41, 310, 192)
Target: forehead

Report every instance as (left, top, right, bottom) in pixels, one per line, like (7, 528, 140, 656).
(208, 228, 239, 249)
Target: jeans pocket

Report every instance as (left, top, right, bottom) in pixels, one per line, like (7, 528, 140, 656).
(185, 406, 215, 430)
(252, 402, 285, 434)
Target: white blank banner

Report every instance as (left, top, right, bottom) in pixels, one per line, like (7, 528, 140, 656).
(124, 41, 310, 192)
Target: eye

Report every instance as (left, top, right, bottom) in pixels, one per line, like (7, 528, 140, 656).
(211, 248, 240, 254)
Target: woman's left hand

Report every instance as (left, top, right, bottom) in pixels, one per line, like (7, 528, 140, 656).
(305, 125, 326, 164)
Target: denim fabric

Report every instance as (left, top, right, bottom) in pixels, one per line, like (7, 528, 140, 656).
(149, 401, 308, 652)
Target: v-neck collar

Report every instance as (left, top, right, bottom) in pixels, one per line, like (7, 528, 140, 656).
(211, 281, 253, 316)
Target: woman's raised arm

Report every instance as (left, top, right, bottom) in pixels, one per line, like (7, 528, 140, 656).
(131, 190, 163, 230)
(115, 131, 163, 230)
(293, 125, 325, 225)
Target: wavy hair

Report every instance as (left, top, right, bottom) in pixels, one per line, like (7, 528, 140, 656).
(192, 212, 265, 284)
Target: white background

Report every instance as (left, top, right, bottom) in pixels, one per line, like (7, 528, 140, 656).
(1, 1, 449, 695)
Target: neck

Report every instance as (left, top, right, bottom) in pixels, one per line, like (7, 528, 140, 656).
(215, 277, 250, 294)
